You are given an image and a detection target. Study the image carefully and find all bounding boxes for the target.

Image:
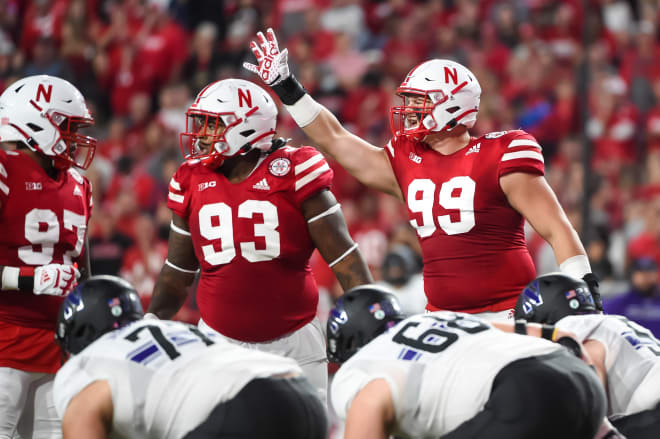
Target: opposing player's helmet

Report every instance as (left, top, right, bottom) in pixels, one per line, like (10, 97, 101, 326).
(56, 275, 144, 355)
(180, 78, 277, 168)
(0, 75, 96, 169)
(390, 59, 481, 139)
(327, 284, 405, 363)
(514, 273, 597, 324)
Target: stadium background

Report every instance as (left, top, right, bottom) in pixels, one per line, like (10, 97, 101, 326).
(2, 0, 660, 327)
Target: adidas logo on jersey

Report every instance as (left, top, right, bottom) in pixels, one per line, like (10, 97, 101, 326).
(465, 143, 481, 156)
(73, 185, 83, 197)
(252, 178, 270, 191)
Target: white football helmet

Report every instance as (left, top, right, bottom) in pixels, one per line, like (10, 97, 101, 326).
(0, 75, 96, 169)
(180, 78, 277, 168)
(390, 59, 481, 138)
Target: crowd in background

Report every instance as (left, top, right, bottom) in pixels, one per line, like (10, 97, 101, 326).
(2, 0, 660, 333)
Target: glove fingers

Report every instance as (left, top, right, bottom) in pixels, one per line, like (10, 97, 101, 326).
(249, 41, 263, 61)
(279, 48, 289, 64)
(266, 28, 279, 52)
(243, 62, 259, 75)
(72, 266, 81, 280)
(256, 31, 268, 50)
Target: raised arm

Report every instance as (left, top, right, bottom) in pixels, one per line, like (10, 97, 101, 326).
(148, 213, 198, 319)
(302, 189, 373, 291)
(244, 28, 402, 199)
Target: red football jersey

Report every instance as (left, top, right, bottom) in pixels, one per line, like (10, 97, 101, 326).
(0, 149, 93, 372)
(385, 130, 545, 313)
(168, 146, 333, 342)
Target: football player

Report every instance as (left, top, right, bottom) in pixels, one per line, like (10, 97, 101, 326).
(0, 75, 95, 438)
(54, 276, 327, 439)
(244, 29, 601, 320)
(147, 78, 373, 403)
(327, 284, 607, 439)
(516, 273, 660, 439)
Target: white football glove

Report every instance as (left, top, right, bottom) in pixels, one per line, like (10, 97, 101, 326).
(243, 28, 290, 86)
(33, 264, 80, 296)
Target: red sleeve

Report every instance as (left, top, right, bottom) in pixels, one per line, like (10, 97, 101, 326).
(167, 163, 192, 220)
(497, 130, 545, 178)
(291, 146, 333, 206)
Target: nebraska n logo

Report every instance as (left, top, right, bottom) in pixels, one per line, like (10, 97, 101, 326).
(238, 88, 252, 108)
(36, 84, 53, 103)
(521, 281, 543, 315)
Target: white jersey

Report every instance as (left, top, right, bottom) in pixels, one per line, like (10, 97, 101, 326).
(331, 311, 560, 437)
(54, 320, 301, 439)
(556, 314, 660, 416)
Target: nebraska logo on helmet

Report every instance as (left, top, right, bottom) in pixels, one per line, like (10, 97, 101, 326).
(391, 59, 481, 139)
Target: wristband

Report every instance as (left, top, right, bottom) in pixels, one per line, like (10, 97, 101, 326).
(541, 324, 556, 341)
(284, 94, 323, 128)
(2, 266, 34, 291)
(143, 312, 160, 320)
(556, 336, 582, 358)
(514, 319, 527, 335)
(559, 255, 591, 279)
(1, 267, 19, 290)
(271, 74, 307, 105)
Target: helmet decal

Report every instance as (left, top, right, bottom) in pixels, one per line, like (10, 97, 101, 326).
(521, 281, 543, 315)
(238, 88, 252, 107)
(35, 83, 53, 103)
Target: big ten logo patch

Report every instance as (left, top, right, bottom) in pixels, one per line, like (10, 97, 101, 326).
(198, 181, 217, 191)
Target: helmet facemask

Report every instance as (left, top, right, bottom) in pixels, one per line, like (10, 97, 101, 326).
(180, 110, 241, 168)
(46, 110, 96, 170)
(390, 86, 471, 140)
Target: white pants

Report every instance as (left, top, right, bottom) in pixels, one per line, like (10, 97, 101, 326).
(199, 317, 329, 404)
(0, 368, 60, 439)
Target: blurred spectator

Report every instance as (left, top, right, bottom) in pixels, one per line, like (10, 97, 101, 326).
(320, 0, 366, 44)
(182, 21, 222, 93)
(88, 209, 134, 276)
(0, 32, 19, 91)
(120, 213, 168, 305)
(584, 225, 614, 280)
(378, 244, 426, 316)
(603, 257, 660, 337)
(326, 32, 370, 90)
(133, 0, 188, 93)
(20, 0, 68, 59)
(22, 36, 73, 80)
(627, 195, 660, 269)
